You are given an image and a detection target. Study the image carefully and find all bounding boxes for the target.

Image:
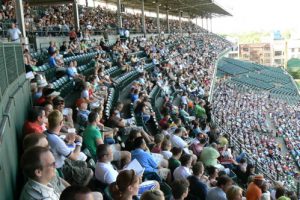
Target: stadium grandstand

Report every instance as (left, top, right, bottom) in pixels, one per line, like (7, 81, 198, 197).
(0, 0, 299, 200)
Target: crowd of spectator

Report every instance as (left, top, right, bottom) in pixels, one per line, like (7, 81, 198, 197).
(213, 80, 300, 196)
(0, 0, 206, 37)
(0, 0, 295, 199)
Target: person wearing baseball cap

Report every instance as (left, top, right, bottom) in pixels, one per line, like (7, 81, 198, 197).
(246, 174, 264, 200)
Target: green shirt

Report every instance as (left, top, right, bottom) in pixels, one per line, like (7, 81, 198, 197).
(83, 125, 102, 158)
(169, 157, 181, 173)
(200, 147, 220, 167)
(195, 104, 206, 119)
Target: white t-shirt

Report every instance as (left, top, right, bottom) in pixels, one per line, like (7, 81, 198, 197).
(170, 134, 190, 154)
(81, 89, 89, 99)
(8, 28, 21, 41)
(161, 151, 172, 160)
(173, 166, 192, 181)
(95, 162, 118, 184)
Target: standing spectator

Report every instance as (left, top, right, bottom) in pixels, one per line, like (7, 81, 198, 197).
(206, 175, 233, 200)
(246, 175, 264, 200)
(7, 22, 21, 42)
(19, 147, 59, 200)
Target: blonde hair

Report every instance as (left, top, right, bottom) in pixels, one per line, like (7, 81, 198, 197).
(140, 190, 165, 200)
(226, 185, 243, 200)
(48, 110, 63, 130)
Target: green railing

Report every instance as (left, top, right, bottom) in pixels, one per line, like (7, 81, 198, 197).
(0, 42, 31, 200)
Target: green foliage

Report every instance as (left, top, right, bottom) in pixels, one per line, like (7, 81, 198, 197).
(224, 32, 270, 43)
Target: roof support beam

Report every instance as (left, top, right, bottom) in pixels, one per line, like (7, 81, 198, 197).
(179, 11, 183, 36)
(156, 3, 160, 36)
(73, 0, 80, 31)
(166, 10, 170, 34)
(141, 0, 146, 35)
(117, 0, 122, 28)
(16, 0, 26, 38)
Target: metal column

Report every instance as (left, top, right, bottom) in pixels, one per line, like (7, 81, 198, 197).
(206, 17, 208, 31)
(210, 17, 212, 32)
(73, 0, 80, 31)
(166, 10, 170, 34)
(117, 0, 122, 28)
(179, 11, 182, 36)
(141, 0, 146, 35)
(16, 0, 26, 38)
(156, 3, 160, 35)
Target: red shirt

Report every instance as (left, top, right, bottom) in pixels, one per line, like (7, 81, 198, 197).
(23, 121, 44, 135)
(159, 117, 169, 129)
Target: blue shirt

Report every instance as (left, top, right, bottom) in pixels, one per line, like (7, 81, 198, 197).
(206, 187, 227, 200)
(131, 148, 158, 173)
(49, 57, 57, 68)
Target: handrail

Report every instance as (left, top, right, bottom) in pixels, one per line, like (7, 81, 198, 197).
(208, 48, 231, 102)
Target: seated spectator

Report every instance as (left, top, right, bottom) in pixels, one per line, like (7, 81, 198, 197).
(19, 147, 59, 200)
(206, 175, 233, 200)
(187, 161, 208, 200)
(52, 96, 74, 132)
(83, 111, 104, 158)
(66, 61, 85, 80)
(49, 52, 61, 68)
(48, 41, 56, 55)
(140, 189, 165, 200)
(161, 139, 173, 160)
(60, 185, 102, 200)
(170, 128, 189, 154)
(125, 129, 142, 152)
(200, 143, 222, 169)
(246, 174, 264, 200)
(24, 49, 37, 72)
(169, 147, 183, 175)
(275, 186, 289, 200)
(23, 107, 46, 135)
(109, 170, 139, 200)
(45, 110, 93, 185)
(76, 98, 90, 128)
(107, 110, 153, 143)
(173, 154, 192, 181)
(226, 185, 244, 200)
(131, 137, 170, 181)
(206, 166, 219, 187)
(151, 134, 164, 153)
(95, 144, 157, 195)
(171, 179, 190, 200)
(260, 181, 271, 200)
(22, 133, 70, 196)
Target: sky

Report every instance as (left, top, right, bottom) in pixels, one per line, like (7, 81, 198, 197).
(211, 0, 300, 34)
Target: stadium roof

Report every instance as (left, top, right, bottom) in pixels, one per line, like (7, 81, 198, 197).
(108, 0, 231, 18)
(28, 0, 231, 18)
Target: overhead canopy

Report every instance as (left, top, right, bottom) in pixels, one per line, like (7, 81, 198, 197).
(105, 0, 231, 18)
(28, 0, 73, 6)
(27, 0, 231, 18)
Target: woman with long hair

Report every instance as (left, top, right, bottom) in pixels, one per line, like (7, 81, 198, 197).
(110, 170, 140, 200)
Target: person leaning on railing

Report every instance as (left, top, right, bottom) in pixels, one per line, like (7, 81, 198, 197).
(7, 22, 21, 42)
